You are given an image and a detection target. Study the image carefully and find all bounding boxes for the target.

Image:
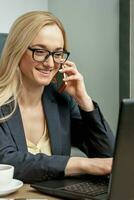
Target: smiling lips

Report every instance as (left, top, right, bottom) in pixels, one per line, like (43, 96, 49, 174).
(36, 68, 54, 76)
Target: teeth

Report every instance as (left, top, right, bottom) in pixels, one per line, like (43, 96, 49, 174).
(38, 69, 49, 72)
(37, 69, 53, 72)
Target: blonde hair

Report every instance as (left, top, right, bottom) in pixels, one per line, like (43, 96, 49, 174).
(0, 11, 68, 122)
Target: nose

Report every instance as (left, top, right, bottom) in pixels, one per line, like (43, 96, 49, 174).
(44, 55, 55, 68)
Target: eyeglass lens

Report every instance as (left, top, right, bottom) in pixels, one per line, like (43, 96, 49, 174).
(33, 49, 69, 64)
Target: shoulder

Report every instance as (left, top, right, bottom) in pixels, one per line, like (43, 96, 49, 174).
(0, 100, 15, 120)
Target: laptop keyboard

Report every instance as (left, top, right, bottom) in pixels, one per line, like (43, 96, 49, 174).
(63, 176, 108, 197)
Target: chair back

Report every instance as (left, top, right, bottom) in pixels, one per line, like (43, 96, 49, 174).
(0, 33, 8, 55)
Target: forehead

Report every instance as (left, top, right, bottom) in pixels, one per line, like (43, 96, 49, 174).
(32, 24, 64, 49)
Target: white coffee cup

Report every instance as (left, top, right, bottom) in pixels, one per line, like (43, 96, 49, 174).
(0, 164, 14, 186)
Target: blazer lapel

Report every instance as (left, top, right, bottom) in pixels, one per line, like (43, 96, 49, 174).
(3, 105, 27, 151)
(42, 87, 62, 155)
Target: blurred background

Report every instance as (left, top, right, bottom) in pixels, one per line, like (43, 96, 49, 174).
(0, 0, 119, 133)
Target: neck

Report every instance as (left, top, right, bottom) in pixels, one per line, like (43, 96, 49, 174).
(18, 84, 44, 108)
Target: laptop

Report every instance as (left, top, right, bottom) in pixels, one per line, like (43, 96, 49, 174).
(31, 99, 134, 200)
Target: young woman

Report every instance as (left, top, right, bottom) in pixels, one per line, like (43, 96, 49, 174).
(0, 11, 114, 183)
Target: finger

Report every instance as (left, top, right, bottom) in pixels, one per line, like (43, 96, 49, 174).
(63, 74, 81, 82)
(60, 66, 78, 75)
(63, 60, 77, 68)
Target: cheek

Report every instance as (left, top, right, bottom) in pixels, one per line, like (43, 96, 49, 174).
(54, 63, 61, 71)
(53, 63, 61, 74)
(19, 54, 34, 74)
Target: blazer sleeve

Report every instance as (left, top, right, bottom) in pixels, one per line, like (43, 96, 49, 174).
(70, 100, 115, 158)
(0, 123, 69, 183)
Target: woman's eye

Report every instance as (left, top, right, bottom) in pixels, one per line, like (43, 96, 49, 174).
(55, 52, 63, 57)
(35, 49, 47, 55)
(36, 49, 45, 53)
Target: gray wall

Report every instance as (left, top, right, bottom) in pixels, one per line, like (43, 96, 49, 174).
(48, 0, 119, 133)
(0, 0, 48, 33)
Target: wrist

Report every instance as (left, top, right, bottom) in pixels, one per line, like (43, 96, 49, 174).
(65, 157, 84, 176)
(75, 95, 94, 112)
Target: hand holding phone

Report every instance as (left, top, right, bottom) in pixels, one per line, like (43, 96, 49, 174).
(57, 65, 67, 93)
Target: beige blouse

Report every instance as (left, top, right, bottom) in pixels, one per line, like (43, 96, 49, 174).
(26, 120, 51, 156)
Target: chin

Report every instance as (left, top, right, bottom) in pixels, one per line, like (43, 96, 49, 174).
(36, 75, 54, 86)
(38, 80, 52, 86)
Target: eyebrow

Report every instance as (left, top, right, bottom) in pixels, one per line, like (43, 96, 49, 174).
(30, 44, 63, 51)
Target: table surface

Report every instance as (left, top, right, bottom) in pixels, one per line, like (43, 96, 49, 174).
(0, 184, 63, 199)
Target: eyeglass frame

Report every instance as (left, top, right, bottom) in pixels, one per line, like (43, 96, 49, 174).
(28, 46, 70, 64)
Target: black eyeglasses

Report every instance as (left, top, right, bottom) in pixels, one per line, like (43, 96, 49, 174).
(28, 47, 70, 64)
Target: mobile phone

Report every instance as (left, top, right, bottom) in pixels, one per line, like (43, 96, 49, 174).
(57, 65, 67, 93)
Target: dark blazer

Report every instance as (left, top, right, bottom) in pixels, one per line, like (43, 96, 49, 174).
(0, 84, 115, 183)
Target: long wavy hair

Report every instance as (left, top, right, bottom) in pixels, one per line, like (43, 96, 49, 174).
(0, 11, 68, 122)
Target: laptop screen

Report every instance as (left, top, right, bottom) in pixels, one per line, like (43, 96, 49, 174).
(109, 99, 134, 200)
